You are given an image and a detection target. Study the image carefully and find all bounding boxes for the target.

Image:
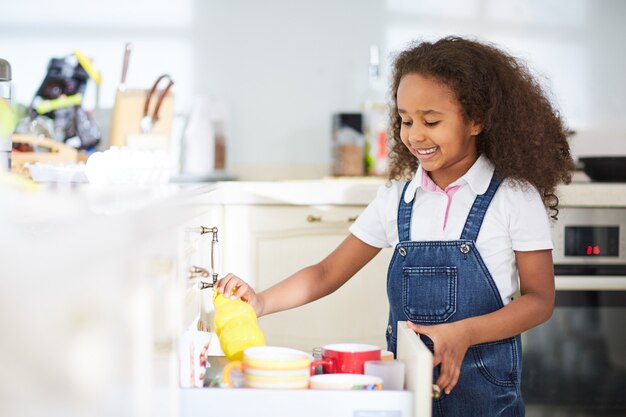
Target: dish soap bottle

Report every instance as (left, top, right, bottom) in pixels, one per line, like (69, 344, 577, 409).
(213, 291, 265, 361)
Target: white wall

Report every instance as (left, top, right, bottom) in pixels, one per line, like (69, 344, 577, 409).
(2, 0, 625, 179)
(192, 0, 384, 178)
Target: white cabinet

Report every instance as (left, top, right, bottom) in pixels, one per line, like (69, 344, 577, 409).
(219, 203, 393, 352)
(176, 206, 224, 332)
(0, 184, 227, 417)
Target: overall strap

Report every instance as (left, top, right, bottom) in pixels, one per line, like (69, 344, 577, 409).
(460, 174, 502, 242)
(397, 181, 413, 242)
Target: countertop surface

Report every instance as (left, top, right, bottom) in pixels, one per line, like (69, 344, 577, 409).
(554, 181, 626, 207)
(200, 179, 626, 207)
(4, 179, 626, 224)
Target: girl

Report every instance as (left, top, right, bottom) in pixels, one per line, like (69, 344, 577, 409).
(217, 36, 574, 416)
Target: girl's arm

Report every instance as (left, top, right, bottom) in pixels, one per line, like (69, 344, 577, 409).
(408, 249, 555, 394)
(217, 234, 382, 317)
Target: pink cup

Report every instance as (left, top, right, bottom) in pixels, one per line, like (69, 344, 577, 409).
(320, 343, 381, 374)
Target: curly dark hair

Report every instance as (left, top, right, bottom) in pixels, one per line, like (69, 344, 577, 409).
(387, 36, 575, 219)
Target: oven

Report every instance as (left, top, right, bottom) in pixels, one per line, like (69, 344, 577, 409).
(522, 207, 626, 416)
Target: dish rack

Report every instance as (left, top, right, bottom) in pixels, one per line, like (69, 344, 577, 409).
(11, 134, 81, 177)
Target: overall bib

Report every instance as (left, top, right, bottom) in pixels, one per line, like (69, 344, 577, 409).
(386, 175, 524, 417)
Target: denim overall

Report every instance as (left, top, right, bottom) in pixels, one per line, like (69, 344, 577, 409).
(386, 175, 524, 417)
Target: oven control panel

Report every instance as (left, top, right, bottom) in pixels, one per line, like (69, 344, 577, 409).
(564, 225, 619, 257)
(552, 208, 625, 265)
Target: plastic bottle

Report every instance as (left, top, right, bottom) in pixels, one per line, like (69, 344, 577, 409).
(213, 292, 265, 361)
(361, 45, 389, 177)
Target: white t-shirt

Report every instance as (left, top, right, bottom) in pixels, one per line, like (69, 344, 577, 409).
(349, 155, 553, 305)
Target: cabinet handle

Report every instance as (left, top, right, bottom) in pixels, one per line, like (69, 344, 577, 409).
(187, 226, 220, 290)
(306, 215, 358, 223)
(187, 226, 218, 235)
(188, 265, 209, 279)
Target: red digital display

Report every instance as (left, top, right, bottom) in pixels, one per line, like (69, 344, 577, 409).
(585, 246, 601, 255)
(565, 226, 619, 257)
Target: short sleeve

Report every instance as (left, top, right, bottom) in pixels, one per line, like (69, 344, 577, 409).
(506, 182, 554, 252)
(349, 182, 402, 249)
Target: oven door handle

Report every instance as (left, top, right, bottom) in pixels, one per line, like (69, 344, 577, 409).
(555, 275, 626, 291)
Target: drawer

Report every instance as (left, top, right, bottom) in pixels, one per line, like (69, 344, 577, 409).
(179, 321, 433, 417)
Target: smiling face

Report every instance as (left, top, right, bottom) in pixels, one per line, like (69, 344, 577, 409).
(397, 73, 481, 189)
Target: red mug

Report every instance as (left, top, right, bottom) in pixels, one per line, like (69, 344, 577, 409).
(320, 343, 381, 374)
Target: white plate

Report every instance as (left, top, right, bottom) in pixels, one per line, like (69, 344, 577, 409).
(310, 374, 382, 390)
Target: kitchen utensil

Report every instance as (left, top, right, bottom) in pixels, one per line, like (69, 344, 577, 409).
(381, 350, 394, 361)
(140, 74, 174, 134)
(119, 43, 132, 93)
(221, 346, 326, 389)
(309, 373, 383, 390)
(74, 49, 101, 110)
(364, 360, 405, 390)
(179, 330, 213, 388)
(212, 291, 265, 361)
(320, 343, 381, 374)
(25, 162, 87, 183)
(579, 156, 626, 182)
(108, 45, 175, 149)
(11, 134, 79, 178)
(84, 147, 171, 185)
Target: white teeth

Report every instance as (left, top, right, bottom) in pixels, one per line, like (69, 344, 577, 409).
(416, 146, 438, 155)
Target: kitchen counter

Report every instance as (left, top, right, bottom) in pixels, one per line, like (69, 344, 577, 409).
(4, 179, 625, 221)
(556, 182, 626, 207)
(0, 181, 219, 417)
(4, 182, 215, 222)
(197, 178, 626, 207)
(2, 177, 624, 416)
(197, 177, 385, 206)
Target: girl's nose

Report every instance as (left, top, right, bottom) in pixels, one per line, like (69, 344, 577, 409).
(408, 128, 425, 146)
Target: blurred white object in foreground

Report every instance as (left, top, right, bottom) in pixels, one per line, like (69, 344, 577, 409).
(86, 147, 171, 185)
(0, 186, 184, 417)
(25, 162, 87, 183)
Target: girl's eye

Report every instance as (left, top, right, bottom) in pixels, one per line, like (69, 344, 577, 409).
(424, 120, 440, 127)
(401, 120, 412, 126)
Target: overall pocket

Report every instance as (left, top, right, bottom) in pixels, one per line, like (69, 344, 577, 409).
(470, 339, 518, 387)
(402, 266, 457, 323)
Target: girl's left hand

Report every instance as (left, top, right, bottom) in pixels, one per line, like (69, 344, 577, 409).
(406, 321, 472, 395)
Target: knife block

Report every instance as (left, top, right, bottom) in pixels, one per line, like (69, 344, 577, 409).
(108, 88, 175, 149)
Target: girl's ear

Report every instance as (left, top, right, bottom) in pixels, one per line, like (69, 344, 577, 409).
(470, 121, 483, 136)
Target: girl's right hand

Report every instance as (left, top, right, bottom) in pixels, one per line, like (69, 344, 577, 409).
(215, 273, 264, 317)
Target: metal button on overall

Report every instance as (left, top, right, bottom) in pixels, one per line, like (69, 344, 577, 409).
(399, 247, 407, 256)
(459, 243, 470, 254)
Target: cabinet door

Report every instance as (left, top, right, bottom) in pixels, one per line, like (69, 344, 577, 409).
(397, 321, 434, 417)
(222, 205, 392, 352)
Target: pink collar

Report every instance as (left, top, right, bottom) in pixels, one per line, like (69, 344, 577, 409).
(421, 170, 461, 230)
